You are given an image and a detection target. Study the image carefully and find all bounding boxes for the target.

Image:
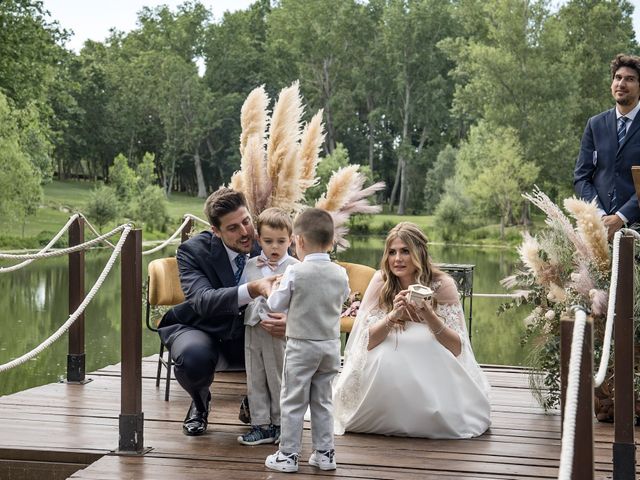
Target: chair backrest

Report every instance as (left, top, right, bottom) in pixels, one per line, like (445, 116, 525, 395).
(148, 257, 185, 306)
(336, 261, 376, 300)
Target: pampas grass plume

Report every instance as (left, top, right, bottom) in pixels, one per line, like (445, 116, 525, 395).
(298, 110, 324, 188)
(240, 85, 269, 158)
(563, 197, 609, 272)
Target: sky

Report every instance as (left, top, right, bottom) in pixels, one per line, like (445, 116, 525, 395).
(44, 0, 640, 54)
(43, 0, 255, 53)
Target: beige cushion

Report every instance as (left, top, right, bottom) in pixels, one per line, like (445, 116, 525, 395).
(336, 261, 376, 333)
(148, 257, 185, 306)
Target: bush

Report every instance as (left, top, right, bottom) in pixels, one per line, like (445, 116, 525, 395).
(135, 185, 170, 232)
(86, 185, 119, 232)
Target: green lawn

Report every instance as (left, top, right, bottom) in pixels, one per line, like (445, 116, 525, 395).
(0, 180, 525, 249)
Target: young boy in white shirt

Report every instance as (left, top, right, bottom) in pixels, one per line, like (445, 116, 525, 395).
(264, 208, 350, 473)
(237, 208, 299, 445)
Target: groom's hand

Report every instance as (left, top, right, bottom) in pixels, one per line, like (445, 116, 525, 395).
(260, 312, 286, 338)
(247, 275, 279, 298)
(603, 214, 624, 240)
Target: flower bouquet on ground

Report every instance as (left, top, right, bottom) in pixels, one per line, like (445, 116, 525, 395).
(500, 188, 640, 420)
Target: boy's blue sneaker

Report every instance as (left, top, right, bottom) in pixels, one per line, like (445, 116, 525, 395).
(237, 425, 277, 446)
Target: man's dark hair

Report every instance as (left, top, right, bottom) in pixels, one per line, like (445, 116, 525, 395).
(293, 208, 334, 249)
(610, 54, 640, 79)
(204, 187, 247, 228)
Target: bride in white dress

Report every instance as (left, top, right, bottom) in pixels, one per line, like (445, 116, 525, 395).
(333, 222, 491, 439)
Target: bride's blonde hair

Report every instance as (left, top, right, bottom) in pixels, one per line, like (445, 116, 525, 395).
(379, 222, 441, 312)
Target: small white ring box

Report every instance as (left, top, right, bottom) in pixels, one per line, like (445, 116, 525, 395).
(408, 284, 433, 305)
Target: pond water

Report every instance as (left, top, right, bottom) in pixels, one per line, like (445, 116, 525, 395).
(0, 236, 529, 396)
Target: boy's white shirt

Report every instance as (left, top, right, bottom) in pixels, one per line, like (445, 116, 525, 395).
(267, 253, 337, 312)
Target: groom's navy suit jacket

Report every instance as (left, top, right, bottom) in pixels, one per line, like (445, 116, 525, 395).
(158, 230, 260, 350)
(574, 107, 640, 224)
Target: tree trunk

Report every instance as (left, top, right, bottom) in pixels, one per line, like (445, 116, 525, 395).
(397, 156, 407, 215)
(389, 158, 402, 208)
(57, 157, 64, 180)
(367, 94, 375, 172)
(321, 58, 336, 154)
(193, 150, 207, 198)
(397, 79, 411, 214)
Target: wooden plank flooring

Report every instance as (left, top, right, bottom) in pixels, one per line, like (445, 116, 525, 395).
(0, 356, 636, 479)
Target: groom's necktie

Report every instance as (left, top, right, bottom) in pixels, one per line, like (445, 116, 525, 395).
(617, 116, 628, 145)
(234, 254, 246, 285)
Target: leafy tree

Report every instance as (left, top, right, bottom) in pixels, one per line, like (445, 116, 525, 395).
(423, 145, 457, 214)
(86, 185, 119, 232)
(434, 177, 470, 241)
(136, 152, 157, 190)
(135, 185, 170, 231)
(108, 154, 137, 203)
(0, 93, 42, 224)
(455, 121, 539, 237)
(380, 0, 455, 214)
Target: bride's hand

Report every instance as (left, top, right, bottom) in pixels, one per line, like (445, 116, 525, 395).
(404, 296, 436, 324)
(388, 291, 410, 330)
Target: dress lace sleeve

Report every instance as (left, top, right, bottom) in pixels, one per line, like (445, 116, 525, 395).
(432, 274, 491, 396)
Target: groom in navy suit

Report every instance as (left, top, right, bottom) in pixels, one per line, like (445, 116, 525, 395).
(158, 187, 283, 435)
(574, 54, 640, 240)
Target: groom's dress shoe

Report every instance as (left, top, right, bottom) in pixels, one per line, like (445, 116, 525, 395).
(183, 401, 208, 436)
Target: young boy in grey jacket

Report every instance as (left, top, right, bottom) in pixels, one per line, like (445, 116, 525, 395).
(264, 208, 350, 473)
(237, 208, 299, 446)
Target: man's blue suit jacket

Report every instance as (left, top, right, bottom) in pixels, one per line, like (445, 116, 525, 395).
(158, 230, 259, 349)
(574, 107, 640, 224)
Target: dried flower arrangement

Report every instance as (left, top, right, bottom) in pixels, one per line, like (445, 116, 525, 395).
(500, 187, 640, 419)
(230, 82, 385, 251)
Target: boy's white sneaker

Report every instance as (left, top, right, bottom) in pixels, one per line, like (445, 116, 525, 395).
(265, 450, 299, 473)
(308, 449, 337, 470)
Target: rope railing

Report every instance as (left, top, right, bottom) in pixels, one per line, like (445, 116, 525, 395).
(0, 223, 129, 260)
(141, 213, 208, 256)
(0, 213, 81, 273)
(0, 224, 132, 373)
(80, 213, 115, 248)
(593, 228, 640, 388)
(557, 307, 588, 480)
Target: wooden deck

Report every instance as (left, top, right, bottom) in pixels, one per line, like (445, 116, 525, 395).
(0, 355, 636, 479)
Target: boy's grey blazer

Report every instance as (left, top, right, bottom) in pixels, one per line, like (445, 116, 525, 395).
(574, 108, 640, 224)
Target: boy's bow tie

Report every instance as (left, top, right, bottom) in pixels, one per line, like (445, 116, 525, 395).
(257, 256, 279, 271)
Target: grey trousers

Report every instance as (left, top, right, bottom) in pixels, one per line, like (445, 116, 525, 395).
(279, 338, 341, 454)
(245, 324, 286, 425)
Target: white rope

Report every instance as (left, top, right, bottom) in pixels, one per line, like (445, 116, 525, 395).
(557, 307, 588, 480)
(0, 225, 132, 373)
(0, 214, 80, 273)
(593, 228, 640, 387)
(79, 213, 116, 249)
(185, 213, 210, 227)
(0, 224, 128, 260)
(141, 213, 209, 255)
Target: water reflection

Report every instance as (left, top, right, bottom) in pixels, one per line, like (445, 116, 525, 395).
(0, 237, 529, 397)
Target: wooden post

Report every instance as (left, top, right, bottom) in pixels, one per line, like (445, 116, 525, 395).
(181, 216, 193, 243)
(67, 216, 86, 383)
(560, 312, 594, 480)
(119, 228, 145, 453)
(613, 234, 636, 480)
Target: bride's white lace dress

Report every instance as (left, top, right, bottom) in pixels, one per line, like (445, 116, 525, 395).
(333, 271, 491, 439)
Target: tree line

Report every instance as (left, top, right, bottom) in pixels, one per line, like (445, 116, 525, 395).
(0, 0, 637, 236)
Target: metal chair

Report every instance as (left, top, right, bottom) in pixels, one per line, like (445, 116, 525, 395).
(437, 263, 475, 344)
(336, 261, 377, 337)
(145, 257, 185, 401)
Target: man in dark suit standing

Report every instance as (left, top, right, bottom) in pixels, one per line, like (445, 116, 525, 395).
(158, 187, 282, 435)
(575, 54, 640, 240)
